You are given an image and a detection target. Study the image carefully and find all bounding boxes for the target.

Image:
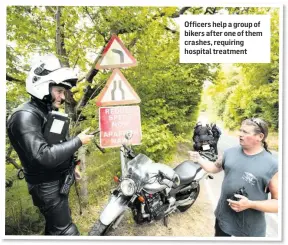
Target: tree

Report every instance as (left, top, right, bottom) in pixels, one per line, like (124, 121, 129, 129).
(5, 6, 221, 234)
(208, 8, 279, 130)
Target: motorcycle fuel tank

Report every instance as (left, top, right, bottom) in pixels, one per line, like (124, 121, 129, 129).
(142, 162, 176, 194)
(126, 154, 176, 194)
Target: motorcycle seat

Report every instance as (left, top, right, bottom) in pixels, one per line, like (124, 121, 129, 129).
(173, 160, 202, 185)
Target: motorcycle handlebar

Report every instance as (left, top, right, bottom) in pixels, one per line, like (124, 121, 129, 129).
(122, 144, 136, 159)
(122, 144, 130, 152)
(158, 170, 173, 182)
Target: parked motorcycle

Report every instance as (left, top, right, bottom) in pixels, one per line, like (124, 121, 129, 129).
(88, 133, 216, 236)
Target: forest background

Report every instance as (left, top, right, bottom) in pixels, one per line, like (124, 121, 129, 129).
(5, 6, 279, 235)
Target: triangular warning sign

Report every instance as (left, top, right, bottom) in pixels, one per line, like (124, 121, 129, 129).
(95, 34, 137, 70)
(96, 69, 141, 107)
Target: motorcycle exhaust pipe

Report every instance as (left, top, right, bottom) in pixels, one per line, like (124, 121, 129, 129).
(176, 197, 195, 206)
(179, 185, 193, 193)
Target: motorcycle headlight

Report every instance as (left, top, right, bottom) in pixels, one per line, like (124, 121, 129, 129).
(120, 178, 136, 196)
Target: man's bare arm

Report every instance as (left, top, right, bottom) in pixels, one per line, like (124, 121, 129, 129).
(249, 172, 278, 213)
(189, 151, 223, 174)
(228, 172, 278, 213)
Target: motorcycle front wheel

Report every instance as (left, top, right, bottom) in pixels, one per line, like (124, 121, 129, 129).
(88, 220, 109, 236)
(177, 184, 200, 212)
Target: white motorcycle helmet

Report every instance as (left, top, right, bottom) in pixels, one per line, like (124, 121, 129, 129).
(26, 54, 78, 100)
(196, 121, 202, 127)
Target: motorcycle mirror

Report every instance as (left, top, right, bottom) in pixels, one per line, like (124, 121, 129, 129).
(125, 130, 133, 140)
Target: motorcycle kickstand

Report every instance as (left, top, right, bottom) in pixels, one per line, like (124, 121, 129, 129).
(163, 216, 168, 227)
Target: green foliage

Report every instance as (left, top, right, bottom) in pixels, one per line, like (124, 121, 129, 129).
(5, 180, 45, 235)
(6, 5, 214, 160)
(135, 121, 178, 162)
(6, 6, 279, 235)
(208, 8, 279, 131)
(83, 149, 121, 204)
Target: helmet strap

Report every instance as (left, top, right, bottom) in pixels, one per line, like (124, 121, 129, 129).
(42, 94, 54, 111)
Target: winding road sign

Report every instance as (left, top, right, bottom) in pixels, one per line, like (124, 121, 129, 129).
(96, 34, 137, 69)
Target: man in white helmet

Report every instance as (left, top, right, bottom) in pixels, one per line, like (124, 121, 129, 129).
(7, 54, 94, 235)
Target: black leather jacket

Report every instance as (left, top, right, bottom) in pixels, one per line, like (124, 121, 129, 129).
(7, 97, 82, 184)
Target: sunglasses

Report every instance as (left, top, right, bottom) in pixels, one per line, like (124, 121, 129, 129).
(250, 118, 265, 135)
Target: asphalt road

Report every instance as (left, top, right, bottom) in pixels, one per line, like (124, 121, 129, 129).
(197, 114, 279, 238)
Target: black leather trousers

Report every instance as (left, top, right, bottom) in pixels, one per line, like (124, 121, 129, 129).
(28, 180, 79, 235)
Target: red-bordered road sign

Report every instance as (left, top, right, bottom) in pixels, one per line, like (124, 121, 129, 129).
(96, 69, 141, 107)
(99, 106, 142, 148)
(95, 34, 137, 70)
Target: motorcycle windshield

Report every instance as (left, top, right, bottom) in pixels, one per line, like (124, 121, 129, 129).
(126, 153, 175, 190)
(126, 154, 153, 183)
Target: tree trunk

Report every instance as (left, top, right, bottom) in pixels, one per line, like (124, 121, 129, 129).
(55, 6, 90, 202)
(77, 146, 89, 207)
(65, 90, 77, 121)
(55, 6, 77, 117)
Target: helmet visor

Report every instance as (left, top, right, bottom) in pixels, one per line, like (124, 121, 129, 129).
(48, 67, 78, 88)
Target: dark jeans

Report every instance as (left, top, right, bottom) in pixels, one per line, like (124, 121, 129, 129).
(215, 219, 231, 237)
(28, 180, 79, 235)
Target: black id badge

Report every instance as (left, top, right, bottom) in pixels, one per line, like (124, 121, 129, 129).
(43, 111, 70, 145)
